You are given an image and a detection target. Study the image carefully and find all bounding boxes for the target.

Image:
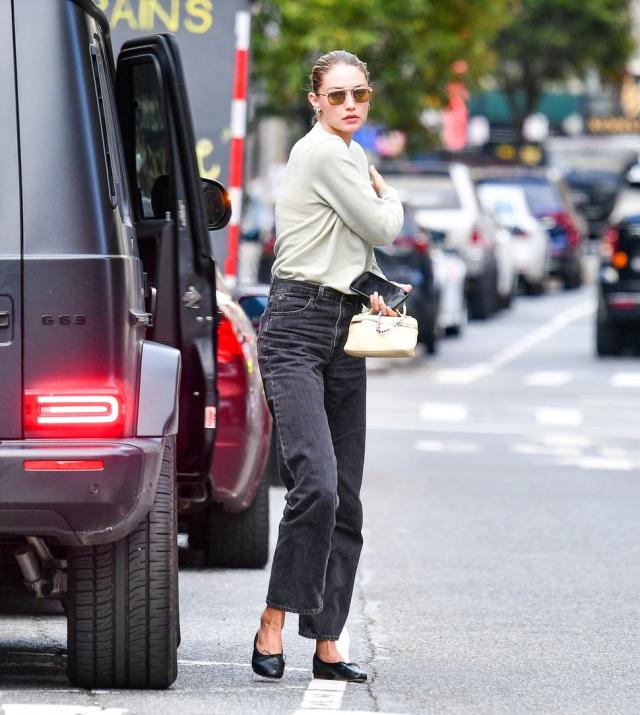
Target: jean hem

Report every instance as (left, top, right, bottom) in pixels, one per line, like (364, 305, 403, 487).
(266, 600, 323, 615)
(299, 630, 340, 641)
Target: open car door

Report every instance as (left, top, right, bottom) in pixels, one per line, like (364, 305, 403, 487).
(116, 34, 230, 482)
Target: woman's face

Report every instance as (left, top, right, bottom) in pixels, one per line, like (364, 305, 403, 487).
(309, 63, 370, 142)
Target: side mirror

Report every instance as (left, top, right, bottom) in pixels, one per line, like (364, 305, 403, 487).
(201, 178, 232, 230)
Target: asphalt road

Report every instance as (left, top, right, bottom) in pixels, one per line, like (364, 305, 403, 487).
(2, 280, 640, 714)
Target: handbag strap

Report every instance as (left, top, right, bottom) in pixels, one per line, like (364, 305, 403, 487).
(375, 304, 407, 334)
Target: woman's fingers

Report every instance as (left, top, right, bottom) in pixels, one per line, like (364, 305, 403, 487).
(370, 291, 401, 316)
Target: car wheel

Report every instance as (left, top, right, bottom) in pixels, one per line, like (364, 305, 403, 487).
(563, 261, 582, 290)
(468, 271, 495, 320)
(204, 477, 270, 569)
(596, 310, 621, 357)
(66, 437, 178, 689)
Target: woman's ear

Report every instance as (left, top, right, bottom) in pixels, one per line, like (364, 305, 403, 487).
(308, 91, 319, 112)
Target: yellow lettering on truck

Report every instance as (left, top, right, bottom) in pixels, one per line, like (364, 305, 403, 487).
(185, 0, 214, 34)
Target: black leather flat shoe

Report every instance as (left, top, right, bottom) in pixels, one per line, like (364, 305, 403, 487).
(252, 632, 285, 680)
(312, 653, 367, 683)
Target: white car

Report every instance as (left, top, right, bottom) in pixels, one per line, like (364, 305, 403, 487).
(477, 183, 548, 294)
(386, 163, 513, 318)
(429, 231, 467, 335)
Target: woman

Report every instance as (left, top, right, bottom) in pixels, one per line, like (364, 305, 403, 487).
(252, 50, 408, 683)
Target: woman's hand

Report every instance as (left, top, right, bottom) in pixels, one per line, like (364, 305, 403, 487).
(369, 284, 412, 316)
(369, 165, 386, 197)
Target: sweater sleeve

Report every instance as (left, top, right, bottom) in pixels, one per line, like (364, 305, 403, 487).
(310, 138, 404, 246)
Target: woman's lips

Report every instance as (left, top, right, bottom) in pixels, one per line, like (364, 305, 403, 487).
(344, 116, 360, 122)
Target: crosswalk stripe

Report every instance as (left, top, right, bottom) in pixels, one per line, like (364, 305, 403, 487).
(524, 371, 572, 387)
(535, 407, 583, 426)
(611, 372, 640, 388)
(419, 402, 468, 422)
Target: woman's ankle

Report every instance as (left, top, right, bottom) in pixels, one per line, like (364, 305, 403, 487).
(260, 606, 285, 630)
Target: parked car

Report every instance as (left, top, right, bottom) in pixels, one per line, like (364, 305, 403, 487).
(384, 162, 505, 319)
(0, 0, 231, 689)
(373, 201, 440, 353)
(183, 271, 271, 568)
(430, 230, 468, 336)
(547, 136, 640, 240)
(596, 215, 640, 355)
(476, 181, 549, 294)
(473, 169, 586, 290)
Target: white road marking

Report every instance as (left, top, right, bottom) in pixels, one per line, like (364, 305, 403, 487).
(416, 439, 480, 453)
(524, 371, 572, 387)
(2, 708, 126, 715)
(538, 434, 592, 448)
(562, 456, 634, 471)
(611, 372, 640, 388)
(512, 443, 582, 457)
(419, 402, 468, 422)
(535, 407, 583, 427)
(178, 658, 309, 672)
(435, 300, 595, 385)
(293, 630, 351, 715)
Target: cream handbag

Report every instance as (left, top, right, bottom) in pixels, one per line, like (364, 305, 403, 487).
(344, 306, 418, 358)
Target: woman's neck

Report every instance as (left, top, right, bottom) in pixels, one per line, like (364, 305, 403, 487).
(317, 116, 352, 146)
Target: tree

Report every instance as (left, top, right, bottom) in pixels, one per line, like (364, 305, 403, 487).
(492, 0, 634, 132)
(251, 0, 509, 151)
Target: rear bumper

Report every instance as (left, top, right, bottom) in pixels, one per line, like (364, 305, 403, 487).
(0, 437, 164, 545)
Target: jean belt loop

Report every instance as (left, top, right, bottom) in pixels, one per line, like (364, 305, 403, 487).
(315, 285, 324, 306)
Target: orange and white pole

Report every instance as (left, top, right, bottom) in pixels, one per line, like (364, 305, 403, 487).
(224, 10, 251, 278)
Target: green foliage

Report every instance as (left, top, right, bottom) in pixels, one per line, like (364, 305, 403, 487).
(492, 0, 634, 127)
(251, 0, 509, 150)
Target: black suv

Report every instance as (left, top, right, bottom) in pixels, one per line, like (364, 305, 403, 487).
(596, 216, 640, 355)
(0, 0, 230, 689)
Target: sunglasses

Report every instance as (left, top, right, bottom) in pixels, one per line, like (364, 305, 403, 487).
(315, 86, 373, 106)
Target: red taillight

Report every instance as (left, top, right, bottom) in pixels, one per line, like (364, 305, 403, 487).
(470, 228, 483, 245)
(217, 315, 245, 361)
(394, 235, 429, 253)
(24, 390, 125, 438)
(602, 226, 619, 260)
(552, 212, 580, 248)
(24, 460, 104, 471)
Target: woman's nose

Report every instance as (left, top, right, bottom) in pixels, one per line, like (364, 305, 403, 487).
(344, 91, 357, 109)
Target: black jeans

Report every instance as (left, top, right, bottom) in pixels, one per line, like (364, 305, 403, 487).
(257, 277, 366, 640)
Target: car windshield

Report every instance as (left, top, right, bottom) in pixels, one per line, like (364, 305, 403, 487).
(548, 146, 638, 175)
(480, 179, 562, 215)
(387, 175, 461, 210)
(477, 184, 530, 220)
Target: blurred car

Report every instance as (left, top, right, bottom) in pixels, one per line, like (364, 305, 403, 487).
(373, 201, 440, 353)
(430, 230, 468, 335)
(476, 181, 549, 294)
(596, 215, 640, 356)
(384, 161, 504, 320)
(184, 271, 272, 568)
(547, 136, 640, 240)
(473, 169, 586, 290)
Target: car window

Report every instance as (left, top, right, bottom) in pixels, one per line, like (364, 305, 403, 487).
(130, 61, 171, 220)
(90, 35, 131, 219)
(387, 175, 461, 210)
(477, 184, 530, 219)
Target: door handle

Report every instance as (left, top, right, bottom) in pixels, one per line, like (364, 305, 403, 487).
(0, 311, 10, 328)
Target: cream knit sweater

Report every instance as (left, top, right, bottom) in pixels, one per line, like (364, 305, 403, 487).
(272, 123, 404, 294)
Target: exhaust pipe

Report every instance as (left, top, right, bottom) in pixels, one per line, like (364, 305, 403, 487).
(14, 545, 53, 598)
